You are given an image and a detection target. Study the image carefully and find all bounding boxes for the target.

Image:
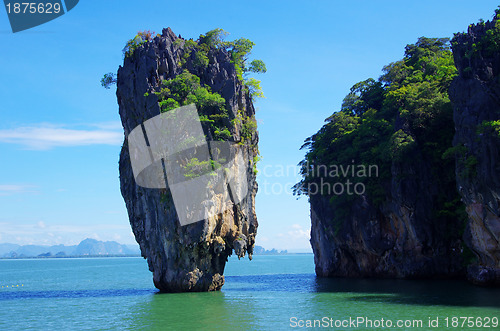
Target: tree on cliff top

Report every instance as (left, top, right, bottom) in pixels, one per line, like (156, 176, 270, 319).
(101, 28, 266, 98)
(294, 36, 459, 221)
(198, 28, 267, 97)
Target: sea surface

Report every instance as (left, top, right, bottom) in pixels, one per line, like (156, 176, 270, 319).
(0, 255, 498, 330)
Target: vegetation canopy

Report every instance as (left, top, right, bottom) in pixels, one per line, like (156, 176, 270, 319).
(294, 36, 461, 225)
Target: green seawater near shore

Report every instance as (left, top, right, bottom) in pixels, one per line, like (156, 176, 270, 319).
(0, 255, 498, 330)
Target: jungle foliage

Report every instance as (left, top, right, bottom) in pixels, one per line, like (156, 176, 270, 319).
(294, 37, 460, 219)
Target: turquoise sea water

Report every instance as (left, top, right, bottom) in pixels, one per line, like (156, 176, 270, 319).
(0, 255, 498, 330)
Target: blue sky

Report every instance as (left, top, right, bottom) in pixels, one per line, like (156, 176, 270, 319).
(0, 0, 497, 251)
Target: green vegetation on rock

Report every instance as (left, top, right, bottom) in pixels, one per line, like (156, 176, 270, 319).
(173, 28, 266, 97)
(463, 7, 500, 59)
(104, 28, 266, 148)
(123, 30, 155, 58)
(295, 36, 460, 220)
(478, 120, 500, 138)
(153, 70, 231, 141)
(100, 72, 116, 89)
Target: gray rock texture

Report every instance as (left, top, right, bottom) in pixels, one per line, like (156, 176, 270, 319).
(311, 17, 500, 286)
(117, 28, 258, 292)
(310, 166, 464, 279)
(450, 19, 500, 286)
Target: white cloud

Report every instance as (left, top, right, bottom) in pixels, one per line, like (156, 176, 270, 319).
(258, 236, 269, 243)
(0, 123, 123, 150)
(89, 121, 123, 130)
(288, 223, 310, 239)
(270, 224, 312, 252)
(89, 233, 101, 241)
(0, 184, 38, 196)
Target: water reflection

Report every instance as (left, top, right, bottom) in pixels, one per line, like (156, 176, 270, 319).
(126, 290, 259, 330)
(124, 274, 500, 330)
(313, 277, 500, 308)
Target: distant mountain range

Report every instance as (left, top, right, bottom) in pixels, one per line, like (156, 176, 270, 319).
(0, 238, 141, 258)
(0, 240, 288, 259)
(253, 246, 288, 255)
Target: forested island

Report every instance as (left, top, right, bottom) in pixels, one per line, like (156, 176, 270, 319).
(105, 7, 499, 291)
(295, 8, 500, 286)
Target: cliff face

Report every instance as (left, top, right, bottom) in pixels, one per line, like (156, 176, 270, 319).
(450, 19, 500, 286)
(303, 38, 466, 280)
(117, 28, 258, 292)
(310, 148, 464, 279)
(308, 16, 500, 285)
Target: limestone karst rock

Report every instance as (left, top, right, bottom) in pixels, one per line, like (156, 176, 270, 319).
(450, 18, 500, 286)
(117, 28, 259, 292)
(305, 13, 500, 286)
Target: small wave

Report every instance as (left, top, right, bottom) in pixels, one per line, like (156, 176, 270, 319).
(0, 288, 157, 301)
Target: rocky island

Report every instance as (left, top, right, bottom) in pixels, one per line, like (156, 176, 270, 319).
(296, 9, 500, 286)
(450, 17, 500, 285)
(115, 28, 263, 292)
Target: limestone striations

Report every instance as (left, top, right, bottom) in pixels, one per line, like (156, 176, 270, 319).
(309, 155, 465, 279)
(116, 28, 259, 292)
(450, 18, 500, 286)
(303, 12, 500, 286)
(303, 38, 465, 280)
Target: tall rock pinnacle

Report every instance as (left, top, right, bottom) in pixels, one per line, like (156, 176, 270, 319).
(117, 28, 259, 292)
